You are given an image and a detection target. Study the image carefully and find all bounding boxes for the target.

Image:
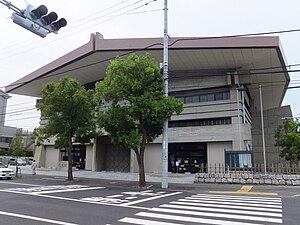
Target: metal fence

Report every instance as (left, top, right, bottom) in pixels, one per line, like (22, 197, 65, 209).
(196, 163, 300, 175)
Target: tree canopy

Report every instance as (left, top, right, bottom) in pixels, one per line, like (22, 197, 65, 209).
(95, 53, 183, 187)
(10, 135, 26, 157)
(275, 119, 300, 164)
(36, 77, 96, 180)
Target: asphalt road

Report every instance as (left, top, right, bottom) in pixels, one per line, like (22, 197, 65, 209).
(0, 174, 299, 225)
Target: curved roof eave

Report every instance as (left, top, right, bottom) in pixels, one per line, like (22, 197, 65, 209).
(5, 33, 97, 94)
(5, 33, 289, 109)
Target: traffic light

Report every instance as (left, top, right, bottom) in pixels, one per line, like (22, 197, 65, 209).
(11, 12, 48, 38)
(11, 4, 67, 38)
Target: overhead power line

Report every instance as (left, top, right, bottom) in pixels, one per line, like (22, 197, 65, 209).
(5, 115, 39, 122)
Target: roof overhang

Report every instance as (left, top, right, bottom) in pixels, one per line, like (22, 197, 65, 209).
(6, 32, 290, 111)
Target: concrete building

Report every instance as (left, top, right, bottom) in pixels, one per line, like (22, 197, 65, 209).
(6, 33, 292, 173)
(0, 90, 18, 150)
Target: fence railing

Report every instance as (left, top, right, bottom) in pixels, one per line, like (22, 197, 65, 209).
(196, 163, 300, 175)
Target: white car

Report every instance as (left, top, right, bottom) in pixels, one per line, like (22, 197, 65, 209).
(0, 162, 14, 180)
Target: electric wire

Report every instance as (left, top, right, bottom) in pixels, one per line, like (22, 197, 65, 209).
(4, 107, 36, 116)
(62, 0, 147, 33)
(0, 101, 35, 112)
(4, 115, 39, 122)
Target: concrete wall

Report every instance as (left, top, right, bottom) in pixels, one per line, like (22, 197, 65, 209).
(130, 143, 162, 173)
(44, 146, 60, 168)
(170, 74, 228, 93)
(0, 126, 17, 149)
(196, 173, 300, 186)
(0, 90, 9, 126)
(144, 144, 162, 173)
(85, 145, 93, 170)
(207, 142, 232, 165)
(252, 105, 293, 164)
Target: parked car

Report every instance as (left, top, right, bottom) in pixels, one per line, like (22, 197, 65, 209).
(0, 162, 14, 180)
(27, 157, 34, 165)
(17, 159, 27, 166)
(8, 158, 17, 165)
(9, 158, 27, 166)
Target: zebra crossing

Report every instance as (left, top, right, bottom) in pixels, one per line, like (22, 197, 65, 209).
(118, 193, 283, 225)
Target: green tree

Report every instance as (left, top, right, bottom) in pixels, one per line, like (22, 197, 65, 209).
(95, 53, 183, 187)
(10, 135, 26, 176)
(36, 77, 96, 180)
(0, 148, 12, 156)
(275, 119, 300, 164)
(10, 135, 26, 157)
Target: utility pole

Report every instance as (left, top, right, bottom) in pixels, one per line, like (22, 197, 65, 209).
(259, 85, 267, 174)
(161, 0, 169, 189)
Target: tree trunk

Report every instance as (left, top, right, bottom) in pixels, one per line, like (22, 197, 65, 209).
(67, 136, 73, 181)
(137, 150, 146, 187)
(136, 133, 147, 187)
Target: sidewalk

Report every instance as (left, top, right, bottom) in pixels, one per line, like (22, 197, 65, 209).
(10, 165, 195, 184)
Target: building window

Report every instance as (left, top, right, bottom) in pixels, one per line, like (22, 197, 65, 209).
(174, 90, 230, 104)
(185, 96, 193, 103)
(192, 95, 199, 103)
(169, 117, 232, 128)
(0, 137, 13, 143)
(199, 95, 208, 102)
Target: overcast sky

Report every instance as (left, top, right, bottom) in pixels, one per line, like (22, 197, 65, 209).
(1, 0, 300, 131)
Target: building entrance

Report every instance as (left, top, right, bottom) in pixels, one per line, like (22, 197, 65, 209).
(169, 143, 207, 173)
(60, 145, 86, 169)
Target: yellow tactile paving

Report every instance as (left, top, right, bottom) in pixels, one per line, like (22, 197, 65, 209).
(209, 185, 278, 196)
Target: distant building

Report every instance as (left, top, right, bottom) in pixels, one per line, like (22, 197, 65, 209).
(0, 90, 18, 150)
(6, 33, 292, 172)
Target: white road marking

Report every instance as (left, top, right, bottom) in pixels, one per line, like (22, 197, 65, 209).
(179, 198, 282, 208)
(195, 193, 282, 202)
(119, 194, 283, 225)
(136, 212, 264, 225)
(120, 191, 182, 206)
(149, 208, 283, 223)
(170, 201, 282, 212)
(125, 196, 138, 200)
(160, 204, 282, 217)
(0, 210, 79, 225)
(24, 193, 149, 210)
(80, 196, 129, 204)
(119, 217, 184, 225)
(186, 196, 282, 205)
(0, 181, 42, 186)
(107, 194, 123, 198)
(41, 177, 67, 181)
(31, 186, 105, 195)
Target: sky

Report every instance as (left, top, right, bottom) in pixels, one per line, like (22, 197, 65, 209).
(0, 0, 300, 131)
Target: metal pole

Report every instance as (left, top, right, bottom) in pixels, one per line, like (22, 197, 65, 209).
(161, 0, 168, 189)
(241, 85, 246, 124)
(259, 85, 267, 174)
(0, 0, 22, 14)
(236, 89, 242, 150)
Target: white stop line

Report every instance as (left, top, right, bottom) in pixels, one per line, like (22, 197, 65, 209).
(0, 210, 79, 225)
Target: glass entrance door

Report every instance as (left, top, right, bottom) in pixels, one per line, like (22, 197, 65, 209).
(169, 143, 207, 173)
